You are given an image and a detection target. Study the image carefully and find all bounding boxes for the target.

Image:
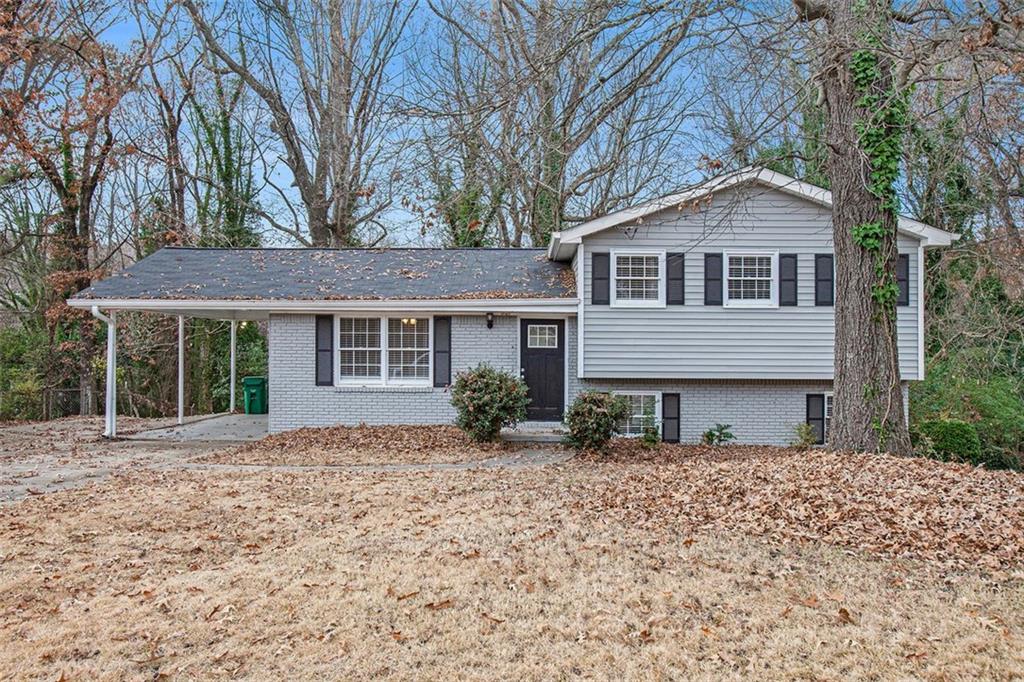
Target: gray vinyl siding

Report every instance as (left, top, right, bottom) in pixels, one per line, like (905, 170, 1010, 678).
(579, 186, 921, 380)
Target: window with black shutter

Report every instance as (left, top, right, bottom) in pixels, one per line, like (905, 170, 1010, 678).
(806, 393, 825, 444)
(704, 253, 723, 305)
(661, 393, 680, 443)
(896, 254, 910, 306)
(666, 253, 685, 305)
(814, 254, 834, 306)
(779, 253, 798, 306)
(592, 252, 610, 305)
(315, 315, 334, 386)
(433, 316, 451, 387)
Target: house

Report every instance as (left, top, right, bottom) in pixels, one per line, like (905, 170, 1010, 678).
(68, 168, 957, 444)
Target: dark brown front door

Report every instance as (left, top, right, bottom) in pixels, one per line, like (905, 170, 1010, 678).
(520, 319, 565, 421)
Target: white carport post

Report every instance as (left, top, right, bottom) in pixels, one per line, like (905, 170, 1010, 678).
(91, 306, 117, 438)
(229, 320, 237, 412)
(177, 315, 185, 425)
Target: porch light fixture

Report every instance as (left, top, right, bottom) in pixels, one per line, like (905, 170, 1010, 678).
(486, 312, 494, 329)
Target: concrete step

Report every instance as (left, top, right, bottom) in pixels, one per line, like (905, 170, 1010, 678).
(502, 423, 566, 443)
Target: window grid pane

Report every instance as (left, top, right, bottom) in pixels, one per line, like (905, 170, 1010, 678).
(614, 255, 660, 301)
(339, 318, 382, 379)
(618, 394, 657, 436)
(727, 255, 773, 301)
(527, 324, 558, 348)
(387, 318, 429, 380)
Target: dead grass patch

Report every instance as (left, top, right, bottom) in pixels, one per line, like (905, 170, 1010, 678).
(575, 443, 1024, 574)
(0, 464, 1022, 679)
(197, 424, 525, 466)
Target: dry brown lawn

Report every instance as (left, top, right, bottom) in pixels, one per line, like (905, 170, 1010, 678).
(197, 424, 525, 466)
(2, 440, 1024, 680)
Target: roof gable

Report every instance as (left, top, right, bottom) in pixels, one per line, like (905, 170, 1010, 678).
(548, 167, 957, 260)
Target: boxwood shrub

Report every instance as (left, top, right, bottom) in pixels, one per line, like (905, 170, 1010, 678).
(449, 364, 530, 442)
(563, 391, 631, 452)
(918, 419, 982, 464)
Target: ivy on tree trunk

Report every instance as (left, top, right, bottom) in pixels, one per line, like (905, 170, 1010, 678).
(800, 0, 913, 455)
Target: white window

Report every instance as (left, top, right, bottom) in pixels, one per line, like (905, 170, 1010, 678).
(337, 315, 432, 385)
(612, 252, 665, 307)
(387, 317, 430, 381)
(725, 252, 777, 307)
(825, 392, 833, 440)
(527, 324, 558, 348)
(339, 317, 382, 379)
(617, 392, 660, 437)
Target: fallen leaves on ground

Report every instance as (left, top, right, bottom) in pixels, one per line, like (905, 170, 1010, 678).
(574, 443, 1024, 573)
(0, 458, 1022, 679)
(197, 424, 524, 466)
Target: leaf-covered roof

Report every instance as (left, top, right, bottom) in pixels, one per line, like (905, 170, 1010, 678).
(72, 247, 576, 301)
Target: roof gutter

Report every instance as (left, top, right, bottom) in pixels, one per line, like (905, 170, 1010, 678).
(67, 297, 580, 315)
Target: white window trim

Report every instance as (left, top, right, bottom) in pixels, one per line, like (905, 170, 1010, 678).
(613, 390, 662, 437)
(723, 250, 779, 308)
(610, 250, 666, 308)
(335, 314, 433, 387)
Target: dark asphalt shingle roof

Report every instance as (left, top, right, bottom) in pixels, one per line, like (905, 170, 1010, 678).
(72, 247, 576, 301)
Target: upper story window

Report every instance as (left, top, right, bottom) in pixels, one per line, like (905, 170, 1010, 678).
(338, 316, 431, 385)
(724, 252, 777, 307)
(611, 252, 665, 307)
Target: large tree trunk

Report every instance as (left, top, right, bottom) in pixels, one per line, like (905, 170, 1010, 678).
(816, 0, 912, 455)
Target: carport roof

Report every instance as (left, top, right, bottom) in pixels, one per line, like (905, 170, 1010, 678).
(70, 247, 576, 303)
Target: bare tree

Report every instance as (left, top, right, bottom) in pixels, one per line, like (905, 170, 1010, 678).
(422, 0, 727, 246)
(182, 0, 416, 246)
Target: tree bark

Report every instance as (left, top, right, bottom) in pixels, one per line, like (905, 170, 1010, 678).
(814, 0, 912, 454)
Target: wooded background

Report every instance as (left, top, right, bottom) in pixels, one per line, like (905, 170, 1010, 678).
(0, 0, 1021, 462)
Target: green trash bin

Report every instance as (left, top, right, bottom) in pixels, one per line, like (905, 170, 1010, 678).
(242, 376, 268, 414)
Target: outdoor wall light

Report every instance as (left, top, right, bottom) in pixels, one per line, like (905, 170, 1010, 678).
(486, 312, 494, 329)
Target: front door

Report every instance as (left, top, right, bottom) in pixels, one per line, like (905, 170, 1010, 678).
(520, 319, 565, 421)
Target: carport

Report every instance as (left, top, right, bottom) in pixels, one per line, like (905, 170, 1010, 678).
(80, 305, 264, 439)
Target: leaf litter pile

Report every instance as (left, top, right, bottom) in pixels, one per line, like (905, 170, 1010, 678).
(197, 424, 524, 466)
(575, 443, 1024, 574)
(1, 432, 1024, 677)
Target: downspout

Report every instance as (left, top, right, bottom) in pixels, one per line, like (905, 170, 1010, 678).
(91, 306, 117, 438)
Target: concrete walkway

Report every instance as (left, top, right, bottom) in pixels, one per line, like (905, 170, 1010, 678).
(130, 413, 269, 442)
(175, 447, 572, 475)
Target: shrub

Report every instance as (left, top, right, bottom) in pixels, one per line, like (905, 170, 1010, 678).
(911, 358, 1024, 470)
(563, 391, 630, 451)
(702, 423, 735, 446)
(791, 422, 818, 450)
(918, 419, 982, 464)
(449, 364, 530, 442)
(639, 419, 661, 450)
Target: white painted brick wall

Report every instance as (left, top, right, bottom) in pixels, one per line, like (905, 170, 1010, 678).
(268, 313, 518, 432)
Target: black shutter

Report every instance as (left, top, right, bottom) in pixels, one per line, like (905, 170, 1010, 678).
(667, 253, 685, 305)
(315, 315, 333, 386)
(814, 254, 834, 306)
(704, 253, 723, 305)
(806, 393, 825, 445)
(661, 393, 680, 443)
(592, 252, 610, 305)
(433, 316, 451, 387)
(896, 254, 910, 306)
(779, 253, 798, 306)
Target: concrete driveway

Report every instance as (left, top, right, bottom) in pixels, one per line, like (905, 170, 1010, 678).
(129, 413, 268, 442)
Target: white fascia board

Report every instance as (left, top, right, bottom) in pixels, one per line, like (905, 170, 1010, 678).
(67, 297, 579, 315)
